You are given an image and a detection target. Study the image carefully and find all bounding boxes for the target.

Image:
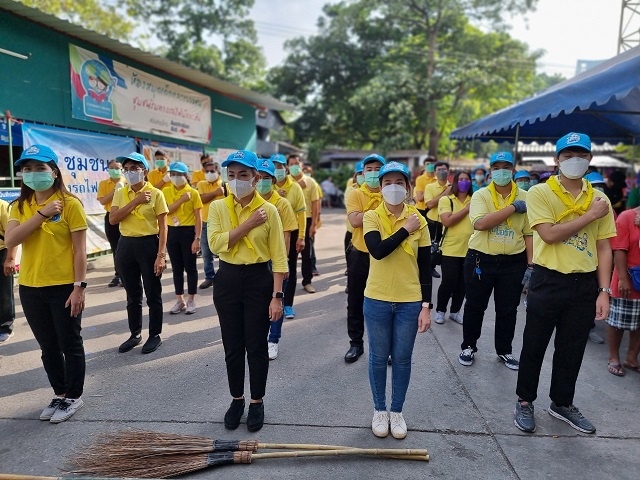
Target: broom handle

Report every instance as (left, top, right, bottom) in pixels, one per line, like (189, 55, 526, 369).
(0, 476, 153, 480)
(257, 443, 428, 456)
(251, 448, 430, 461)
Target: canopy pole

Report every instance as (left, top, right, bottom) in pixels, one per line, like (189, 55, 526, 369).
(514, 123, 520, 165)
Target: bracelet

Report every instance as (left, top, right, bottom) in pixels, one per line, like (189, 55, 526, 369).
(157, 252, 166, 258)
(37, 210, 49, 219)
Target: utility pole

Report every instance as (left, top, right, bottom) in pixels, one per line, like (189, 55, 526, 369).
(618, 0, 640, 53)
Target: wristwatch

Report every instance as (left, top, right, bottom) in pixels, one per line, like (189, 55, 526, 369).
(598, 287, 612, 294)
(421, 302, 433, 309)
(73, 281, 88, 289)
(273, 291, 284, 298)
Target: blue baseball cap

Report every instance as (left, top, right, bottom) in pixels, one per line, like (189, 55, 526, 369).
(539, 171, 553, 181)
(514, 170, 531, 180)
(116, 152, 149, 170)
(15, 144, 58, 167)
(222, 150, 258, 169)
(378, 161, 410, 181)
(270, 154, 287, 165)
(556, 132, 591, 154)
(362, 153, 387, 166)
(169, 161, 189, 174)
(585, 171, 605, 185)
(489, 151, 514, 165)
(474, 163, 487, 173)
(355, 161, 364, 174)
(256, 158, 275, 177)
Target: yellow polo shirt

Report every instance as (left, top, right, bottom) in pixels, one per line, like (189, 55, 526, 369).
(197, 179, 225, 222)
(191, 169, 206, 184)
(295, 175, 320, 218)
(438, 194, 473, 258)
(346, 178, 355, 189)
(265, 192, 298, 232)
(207, 193, 288, 272)
(346, 184, 383, 252)
(147, 168, 170, 191)
(423, 181, 450, 221)
(363, 203, 431, 302)
(97, 178, 122, 212)
(112, 182, 169, 237)
(414, 173, 437, 210)
(8, 192, 87, 287)
(276, 176, 306, 237)
(527, 180, 616, 273)
(344, 187, 357, 233)
(468, 185, 532, 255)
(163, 184, 203, 227)
(0, 199, 10, 251)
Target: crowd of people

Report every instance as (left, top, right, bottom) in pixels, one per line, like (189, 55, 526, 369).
(1, 131, 639, 440)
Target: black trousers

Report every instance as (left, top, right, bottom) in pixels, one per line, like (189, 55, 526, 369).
(213, 261, 273, 400)
(436, 255, 466, 313)
(20, 284, 85, 398)
(116, 235, 163, 337)
(0, 248, 14, 334)
(104, 212, 121, 278)
(427, 219, 443, 244)
(346, 248, 370, 347)
(344, 231, 352, 255)
(516, 266, 597, 406)
(461, 249, 527, 354)
(167, 226, 198, 295)
(284, 229, 299, 307)
(302, 217, 314, 286)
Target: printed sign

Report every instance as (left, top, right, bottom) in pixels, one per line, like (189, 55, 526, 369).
(139, 139, 203, 175)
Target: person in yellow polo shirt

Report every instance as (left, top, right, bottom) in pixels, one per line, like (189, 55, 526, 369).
(208, 149, 287, 432)
(345, 153, 386, 363)
(423, 161, 452, 278)
(5, 144, 88, 423)
(459, 152, 532, 371)
(164, 161, 203, 315)
(97, 159, 125, 287)
(362, 161, 432, 439)
(110, 152, 169, 355)
(191, 153, 211, 185)
(514, 133, 616, 435)
(434, 171, 473, 325)
(196, 161, 224, 289)
(344, 161, 364, 262)
(0, 198, 18, 343)
(147, 150, 171, 191)
(414, 155, 437, 215)
(271, 153, 306, 319)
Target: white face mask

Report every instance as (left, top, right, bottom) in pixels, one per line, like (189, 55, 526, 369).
(381, 184, 407, 206)
(123, 171, 144, 185)
(170, 176, 187, 187)
(228, 178, 255, 199)
(205, 172, 219, 182)
(559, 157, 590, 180)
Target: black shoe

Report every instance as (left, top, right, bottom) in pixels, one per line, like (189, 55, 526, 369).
(344, 346, 364, 363)
(118, 335, 141, 353)
(108, 276, 121, 287)
(141, 335, 162, 354)
(224, 399, 245, 430)
(199, 279, 214, 289)
(431, 268, 441, 278)
(247, 402, 265, 432)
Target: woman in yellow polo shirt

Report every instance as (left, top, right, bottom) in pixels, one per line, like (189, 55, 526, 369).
(5, 144, 88, 423)
(362, 161, 432, 440)
(196, 160, 225, 289)
(208, 150, 287, 433)
(96, 159, 124, 287)
(434, 171, 473, 325)
(164, 161, 203, 315)
(110, 152, 168, 355)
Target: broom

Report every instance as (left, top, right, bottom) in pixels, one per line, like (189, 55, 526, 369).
(68, 448, 430, 478)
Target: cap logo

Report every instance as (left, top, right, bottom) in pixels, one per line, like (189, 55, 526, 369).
(26, 146, 40, 155)
(566, 133, 581, 144)
(496, 152, 506, 160)
(261, 160, 270, 167)
(232, 151, 246, 159)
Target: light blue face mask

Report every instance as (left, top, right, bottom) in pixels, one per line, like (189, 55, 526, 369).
(274, 168, 287, 181)
(356, 174, 365, 186)
(516, 181, 530, 191)
(289, 164, 301, 176)
(256, 178, 273, 195)
(491, 169, 513, 187)
(22, 171, 55, 192)
(530, 179, 538, 186)
(364, 171, 380, 188)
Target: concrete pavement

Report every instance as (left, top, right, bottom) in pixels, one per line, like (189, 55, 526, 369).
(1, 210, 639, 479)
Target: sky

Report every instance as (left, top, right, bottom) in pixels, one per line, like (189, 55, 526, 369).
(250, 0, 624, 78)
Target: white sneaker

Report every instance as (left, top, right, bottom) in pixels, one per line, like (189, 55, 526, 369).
(50, 397, 84, 423)
(0, 332, 14, 342)
(449, 311, 464, 325)
(170, 301, 186, 314)
(268, 342, 279, 360)
(371, 410, 389, 438)
(390, 412, 407, 439)
(185, 299, 197, 314)
(40, 397, 64, 420)
(434, 311, 446, 324)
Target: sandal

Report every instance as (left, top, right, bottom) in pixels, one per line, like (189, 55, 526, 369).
(623, 362, 640, 374)
(607, 362, 625, 377)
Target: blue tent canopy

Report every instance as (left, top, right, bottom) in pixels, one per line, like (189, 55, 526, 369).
(450, 45, 640, 145)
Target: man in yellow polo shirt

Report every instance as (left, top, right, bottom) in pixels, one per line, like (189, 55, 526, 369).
(414, 155, 437, 216)
(514, 133, 615, 435)
(459, 152, 533, 371)
(97, 159, 125, 287)
(196, 161, 225, 289)
(0, 198, 18, 342)
(147, 150, 171, 191)
(191, 154, 211, 184)
(423, 161, 451, 278)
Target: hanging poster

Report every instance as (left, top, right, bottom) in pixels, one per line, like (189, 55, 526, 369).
(139, 139, 203, 175)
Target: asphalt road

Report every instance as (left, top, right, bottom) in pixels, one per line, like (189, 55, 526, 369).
(1, 210, 639, 479)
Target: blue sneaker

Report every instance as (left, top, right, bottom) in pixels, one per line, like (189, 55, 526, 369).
(284, 306, 295, 319)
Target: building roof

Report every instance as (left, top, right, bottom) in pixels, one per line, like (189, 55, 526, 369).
(0, 0, 295, 112)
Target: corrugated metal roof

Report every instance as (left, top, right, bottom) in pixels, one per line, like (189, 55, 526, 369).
(0, 0, 295, 112)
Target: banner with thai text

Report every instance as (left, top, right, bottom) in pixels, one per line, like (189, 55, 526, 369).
(69, 44, 212, 144)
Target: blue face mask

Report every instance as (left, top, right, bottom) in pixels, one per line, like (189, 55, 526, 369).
(491, 169, 513, 187)
(274, 168, 287, 181)
(22, 171, 55, 192)
(356, 174, 365, 186)
(530, 179, 538, 186)
(256, 178, 273, 195)
(289, 164, 301, 176)
(364, 171, 380, 188)
(516, 181, 530, 191)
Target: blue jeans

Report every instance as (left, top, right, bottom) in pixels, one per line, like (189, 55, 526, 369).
(268, 277, 288, 343)
(200, 222, 215, 280)
(364, 297, 421, 412)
